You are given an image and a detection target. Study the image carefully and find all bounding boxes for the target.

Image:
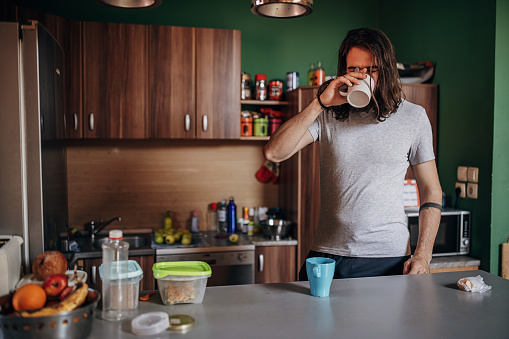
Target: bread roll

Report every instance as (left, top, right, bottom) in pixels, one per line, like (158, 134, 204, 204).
(32, 251, 68, 281)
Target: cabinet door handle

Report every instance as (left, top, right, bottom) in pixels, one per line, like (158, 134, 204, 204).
(258, 254, 264, 272)
(88, 113, 95, 131)
(63, 114, 67, 131)
(91, 265, 96, 285)
(185, 114, 190, 132)
(202, 114, 208, 132)
(73, 113, 79, 131)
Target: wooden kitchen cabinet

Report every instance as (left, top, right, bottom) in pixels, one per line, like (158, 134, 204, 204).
(255, 245, 296, 284)
(82, 22, 149, 138)
(149, 26, 241, 139)
(282, 85, 439, 271)
(78, 255, 155, 295)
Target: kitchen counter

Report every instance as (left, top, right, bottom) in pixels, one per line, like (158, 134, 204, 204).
(85, 270, 509, 338)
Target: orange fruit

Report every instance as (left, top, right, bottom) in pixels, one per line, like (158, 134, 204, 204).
(12, 284, 47, 311)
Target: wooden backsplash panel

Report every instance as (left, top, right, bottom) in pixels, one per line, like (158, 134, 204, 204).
(67, 140, 279, 231)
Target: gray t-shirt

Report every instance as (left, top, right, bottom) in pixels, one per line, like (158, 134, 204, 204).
(307, 99, 435, 257)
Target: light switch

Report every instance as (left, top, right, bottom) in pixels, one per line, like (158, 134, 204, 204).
(467, 167, 479, 183)
(455, 182, 466, 198)
(467, 183, 478, 199)
(457, 166, 468, 182)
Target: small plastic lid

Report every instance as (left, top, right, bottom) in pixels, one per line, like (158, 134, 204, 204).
(99, 260, 143, 280)
(109, 230, 123, 240)
(211, 202, 217, 210)
(153, 261, 212, 279)
(131, 312, 169, 336)
(168, 314, 195, 331)
(255, 74, 267, 81)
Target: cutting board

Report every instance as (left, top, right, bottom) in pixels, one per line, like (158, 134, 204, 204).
(502, 243, 509, 280)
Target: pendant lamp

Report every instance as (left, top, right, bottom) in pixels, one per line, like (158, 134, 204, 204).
(251, 0, 313, 18)
(100, 0, 161, 9)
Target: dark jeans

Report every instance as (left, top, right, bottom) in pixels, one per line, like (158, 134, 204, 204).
(298, 250, 411, 281)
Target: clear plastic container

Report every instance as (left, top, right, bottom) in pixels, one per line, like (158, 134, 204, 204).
(153, 261, 212, 305)
(99, 259, 143, 310)
(101, 230, 129, 321)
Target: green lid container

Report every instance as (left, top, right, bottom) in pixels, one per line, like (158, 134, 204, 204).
(153, 261, 212, 279)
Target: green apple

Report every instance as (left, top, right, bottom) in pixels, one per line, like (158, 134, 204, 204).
(165, 234, 175, 245)
(154, 234, 164, 244)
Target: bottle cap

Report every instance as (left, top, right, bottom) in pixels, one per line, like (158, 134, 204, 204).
(109, 230, 123, 240)
(211, 202, 217, 210)
(255, 74, 267, 81)
(168, 314, 195, 331)
(131, 312, 170, 336)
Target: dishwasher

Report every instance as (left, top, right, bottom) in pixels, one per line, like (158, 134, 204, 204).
(155, 234, 255, 286)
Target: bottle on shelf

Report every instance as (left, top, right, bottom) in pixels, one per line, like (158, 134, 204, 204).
(314, 61, 325, 86)
(242, 206, 249, 234)
(191, 209, 199, 233)
(101, 230, 129, 321)
(227, 197, 237, 233)
(307, 63, 315, 86)
(208, 202, 219, 232)
(255, 74, 267, 101)
(218, 200, 228, 233)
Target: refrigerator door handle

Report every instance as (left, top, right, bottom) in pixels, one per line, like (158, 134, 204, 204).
(89, 113, 94, 131)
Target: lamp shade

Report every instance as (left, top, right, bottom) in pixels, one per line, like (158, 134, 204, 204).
(100, 0, 161, 8)
(251, 0, 313, 18)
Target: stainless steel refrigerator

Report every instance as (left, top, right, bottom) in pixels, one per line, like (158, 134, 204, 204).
(0, 21, 68, 274)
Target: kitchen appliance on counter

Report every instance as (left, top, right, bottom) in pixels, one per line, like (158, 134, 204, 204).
(0, 21, 68, 274)
(406, 208, 470, 256)
(155, 232, 255, 286)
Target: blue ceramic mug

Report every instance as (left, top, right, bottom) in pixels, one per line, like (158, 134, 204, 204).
(306, 257, 335, 297)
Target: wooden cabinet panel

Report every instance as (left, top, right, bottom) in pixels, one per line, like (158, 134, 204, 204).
(83, 22, 149, 138)
(149, 25, 195, 138)
(56, 17, 82, 139)
(196, 28, 241, 139)
(255, 246, 296, 284)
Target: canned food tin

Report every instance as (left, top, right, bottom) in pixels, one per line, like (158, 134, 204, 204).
(253, 118, 268, 137)
(286, 72, 299, 92)
(269, 80, 283, 100)
(269, 117, 283, 135)
(240, 117, 253, 136)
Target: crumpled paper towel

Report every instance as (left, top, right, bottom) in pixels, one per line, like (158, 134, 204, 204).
(457, 275, 492, 293)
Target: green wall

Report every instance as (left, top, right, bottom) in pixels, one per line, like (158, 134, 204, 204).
(492, 0, 509, 274)
(15, 0, 506, 274)
(379, 0, 496, 271)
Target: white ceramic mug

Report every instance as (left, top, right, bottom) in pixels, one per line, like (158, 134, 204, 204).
(340, 74, 375, 108)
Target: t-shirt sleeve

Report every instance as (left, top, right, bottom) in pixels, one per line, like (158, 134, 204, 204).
(308, 117, 320, 142)
(408, 108, 435, 165)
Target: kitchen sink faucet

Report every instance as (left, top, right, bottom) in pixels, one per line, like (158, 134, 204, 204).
(88, 217, 122, 239)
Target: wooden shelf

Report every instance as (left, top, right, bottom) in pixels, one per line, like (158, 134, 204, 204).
(240, 136, 270, 141)
(241, 100, 288, 105)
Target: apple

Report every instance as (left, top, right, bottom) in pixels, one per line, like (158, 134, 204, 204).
(59, 286, 74, 301)
(42, 274, 68, 297)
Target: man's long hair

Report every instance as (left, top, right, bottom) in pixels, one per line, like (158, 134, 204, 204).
(318, 28, 403, 122)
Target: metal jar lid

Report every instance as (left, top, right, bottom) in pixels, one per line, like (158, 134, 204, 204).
(168, 314, 195, 331)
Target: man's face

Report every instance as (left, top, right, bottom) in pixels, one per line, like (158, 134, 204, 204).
(346, 47, 379, 87)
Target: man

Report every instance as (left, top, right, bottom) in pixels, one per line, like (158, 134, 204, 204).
(264, 28, 442, 279)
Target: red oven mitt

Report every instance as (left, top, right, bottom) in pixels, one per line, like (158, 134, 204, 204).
(255, 160, 279, 184)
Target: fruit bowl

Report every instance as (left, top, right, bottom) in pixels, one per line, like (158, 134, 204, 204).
(0, 288, 100, 339)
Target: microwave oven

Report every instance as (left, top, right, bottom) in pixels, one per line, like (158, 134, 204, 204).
(406, 208, 470, 256)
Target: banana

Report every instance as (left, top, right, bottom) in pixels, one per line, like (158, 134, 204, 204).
(17, 281, 89, 317)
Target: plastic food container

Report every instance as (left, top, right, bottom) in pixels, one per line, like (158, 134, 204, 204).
(153, 261, 212, 305)
(99, 260, 143, 310)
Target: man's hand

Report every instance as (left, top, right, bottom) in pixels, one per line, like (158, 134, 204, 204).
(403, 255, 430, 274)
